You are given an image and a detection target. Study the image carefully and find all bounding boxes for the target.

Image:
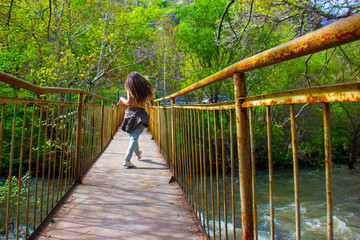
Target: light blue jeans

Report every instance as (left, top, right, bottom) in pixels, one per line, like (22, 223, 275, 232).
(125, 124, 144, 160)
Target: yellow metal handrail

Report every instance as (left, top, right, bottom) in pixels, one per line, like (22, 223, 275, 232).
(0, 71, 116, 102)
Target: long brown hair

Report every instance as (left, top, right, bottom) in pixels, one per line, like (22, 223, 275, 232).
(124, 71, 154, 103)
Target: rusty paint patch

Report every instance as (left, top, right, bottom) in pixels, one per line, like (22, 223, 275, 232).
(306, 94, 329, 103)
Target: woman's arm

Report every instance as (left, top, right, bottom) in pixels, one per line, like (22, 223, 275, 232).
(120, 91, 131, 106)
(149, 97, 155, 106)
(148, 93, 155, 106)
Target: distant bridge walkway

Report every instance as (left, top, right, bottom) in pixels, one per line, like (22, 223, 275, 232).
(36, 130, 205, 240)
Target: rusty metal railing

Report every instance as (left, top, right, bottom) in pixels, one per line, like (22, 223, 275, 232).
(148, 13, 360, 240)
(0, 72, 125, 239)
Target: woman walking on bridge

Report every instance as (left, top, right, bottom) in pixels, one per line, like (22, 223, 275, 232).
(119, 71, 154, 168)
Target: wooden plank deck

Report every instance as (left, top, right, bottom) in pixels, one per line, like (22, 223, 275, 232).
(36, 130, 206, 240)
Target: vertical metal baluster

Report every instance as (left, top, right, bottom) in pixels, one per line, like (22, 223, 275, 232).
(57, 105, 66, 202)
(94, 106, 98, 155)
(106, 106, 110, 142)
(94, 106, 97, 159)
(66, 106, 73, 190)
(6, 104, 17, 240)
(98, 106, 101, 154)
(105, 104, 108, 143)
(166, 108, 170, 159)
(176, 109, 181, 185)
(96, 106, 100, 154)
(249, 107, 258, 240)
(101, 100, 105, 151)
(76, 93, 83, 183)
(0, 104, 5, 176)
(214, 110, 221, 239)
(0, 104, 5, 229)
(81, 105, 86, 169)
(85, 105, 88, 166)
(86, 105, 89, 166)
(52, 105, 60, 206)
(90, 106, 94, 162)
(46, 107, 55, 214)
(34, 105, 44, 229)
(323, 103, 333, 240)
(40, 105, 50, 222)
(234, 72, 253, 239)
(186, 109, 191, 198)
(158, 104, 161, 154)
(197, 109, 203, 224)
(290, 105, 301, 240)
(183, 109, 188, 195)
(190, 109, 195, 206)
(179, 109, 184, 186)
(25, 105, 36, 238)
(109, 104, 113, 139)
(183, 109, 188, 196)
(208, 110, 215, 240)
(177, 108, 182, 184)
(203, 109, 209, 237)
(62, 107, 69, 194)
(171, 98, 176, 181)
(69, 106, 76, 188)
(90, 106, 93, 163)
(194, 109, 199, 220)
(221, 110, 228, 239)
(266, 106, 274, 240)
(173, 108, 177, 180)
(230, 109, 236, 240)
(191, 109, 196, 209)
(86, 106, 89, 167)
(184, 109, 188, 198)
(91, 106, 94, 161)
(16, 104, 27, 239)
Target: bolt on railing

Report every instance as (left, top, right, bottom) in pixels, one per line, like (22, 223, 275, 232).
(148, 13, 360, 240)
(0, 72, 125, 240)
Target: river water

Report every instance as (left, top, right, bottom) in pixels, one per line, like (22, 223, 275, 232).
(201, 164, 360, 239)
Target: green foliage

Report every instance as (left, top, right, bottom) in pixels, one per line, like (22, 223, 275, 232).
(0, 0, 359, 169)
(0, 173, 30, 206)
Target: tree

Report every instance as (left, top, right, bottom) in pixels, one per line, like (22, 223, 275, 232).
(175, 0, 236, 103)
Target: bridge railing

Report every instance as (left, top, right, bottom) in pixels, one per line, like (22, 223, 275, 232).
(0, 72, 125, 239)
(148, 13, 360, 240)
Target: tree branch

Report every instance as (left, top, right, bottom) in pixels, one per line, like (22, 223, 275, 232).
(7, 0, 15, 26)
(47, 0, 52, 41)
(304, 53, 313, 87)
(107, 50, 155, 75)
(216, 0, 235, 41)
(227, 10, 237, 37)
(280, 103, 309, 127)
(233, 0, 255, 48)
(315, 47, 336, 80)
(339, 46, 352, 65)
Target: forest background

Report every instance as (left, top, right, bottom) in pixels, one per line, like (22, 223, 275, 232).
(0, 0, 360, 171)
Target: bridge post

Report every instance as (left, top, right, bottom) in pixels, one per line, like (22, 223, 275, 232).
(75, 93, 84, 184)
(233, 72, 253, 239)
(323, 103, 333, 240)
(171, 97, 176, 181)
(157, 102, 161, 153)
(101, 99, 105, 151)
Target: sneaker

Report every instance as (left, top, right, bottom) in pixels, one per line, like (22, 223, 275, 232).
(123, 160, 135, 168)
(136, 151, 142, 160)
